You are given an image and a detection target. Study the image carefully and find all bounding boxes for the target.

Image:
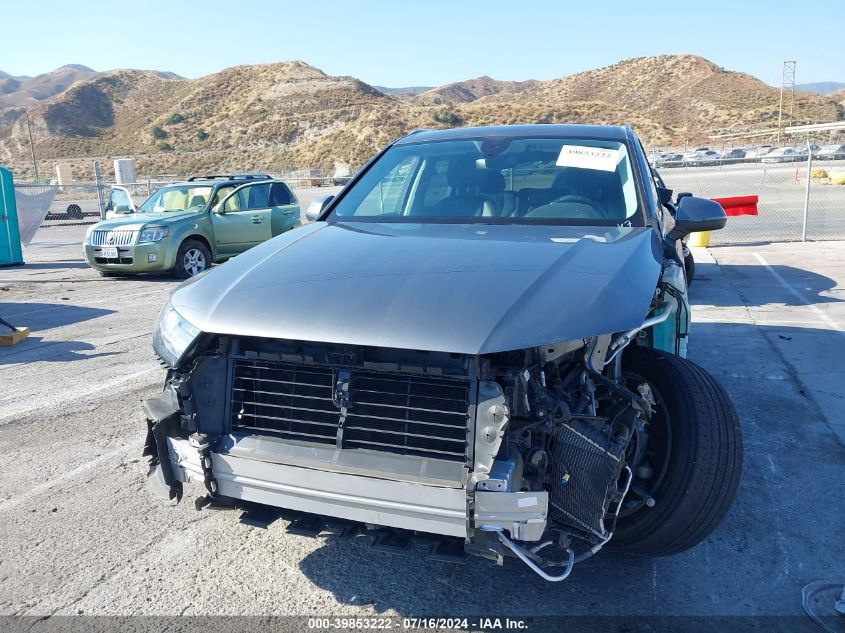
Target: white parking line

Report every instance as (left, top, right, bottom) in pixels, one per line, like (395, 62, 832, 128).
(0, 367, 160, 425)
(753, 252, 844, 336)
(0, 440, 142, 512)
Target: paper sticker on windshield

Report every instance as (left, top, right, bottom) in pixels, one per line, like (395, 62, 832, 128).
(556, 145, 622, 172)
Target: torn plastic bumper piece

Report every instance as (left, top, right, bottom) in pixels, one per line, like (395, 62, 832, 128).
(141, 387, 184, 503)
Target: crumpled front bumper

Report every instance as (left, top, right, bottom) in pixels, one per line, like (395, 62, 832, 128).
(143, 383, 548, 545)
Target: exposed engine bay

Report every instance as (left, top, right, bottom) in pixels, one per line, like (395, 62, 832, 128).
(469, 335, 653, 579)
(144, 288, 677, 582)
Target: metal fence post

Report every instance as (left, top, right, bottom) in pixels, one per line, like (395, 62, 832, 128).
(801, 139, 813, 242)
(93, 160, 105, 220)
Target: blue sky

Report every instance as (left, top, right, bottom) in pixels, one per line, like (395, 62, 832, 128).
(2, 0, 843, 87)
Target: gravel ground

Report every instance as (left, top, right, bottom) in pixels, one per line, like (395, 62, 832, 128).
(0, 233, 843, 620)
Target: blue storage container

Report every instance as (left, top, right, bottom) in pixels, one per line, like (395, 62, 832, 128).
(0, 167, 24, 266)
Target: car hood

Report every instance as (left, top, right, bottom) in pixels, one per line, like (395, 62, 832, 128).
(171, 222, 663, 355)
(94, 211, 200, 231)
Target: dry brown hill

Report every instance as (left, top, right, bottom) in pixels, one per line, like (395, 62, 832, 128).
(464, 55, 842, 145)
(0, 65, 98, 107)
(410, 76, 539, 105)
(2, 55, 843, 179)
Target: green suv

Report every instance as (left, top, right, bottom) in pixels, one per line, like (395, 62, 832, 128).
(82, 174, 300, 278)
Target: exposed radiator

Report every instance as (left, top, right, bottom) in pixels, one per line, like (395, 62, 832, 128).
(548, 421, 627, 541)
(229, 359, 471, 462)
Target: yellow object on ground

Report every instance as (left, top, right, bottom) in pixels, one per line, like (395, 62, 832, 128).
(0, 326, 29, 346)
(829, 171, 845, 185)
(687, 231, 711, 247)
(811, 168, 829, 179)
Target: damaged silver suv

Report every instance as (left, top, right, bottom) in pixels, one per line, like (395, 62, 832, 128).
(143, 124, 742, 581)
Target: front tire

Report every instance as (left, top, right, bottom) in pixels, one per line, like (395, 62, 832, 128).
(174, 239, 211, 279)
(610, 347, 743, 556)
(684, 248, 695, 286)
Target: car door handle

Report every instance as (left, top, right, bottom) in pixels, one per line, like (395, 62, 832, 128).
(251, 216, 262, 224)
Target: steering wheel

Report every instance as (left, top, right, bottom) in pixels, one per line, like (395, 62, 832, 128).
(545, 194, 608, 218)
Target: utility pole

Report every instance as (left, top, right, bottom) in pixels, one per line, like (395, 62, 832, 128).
(777, 61, 796, 144)
(24, 111, 39, 182)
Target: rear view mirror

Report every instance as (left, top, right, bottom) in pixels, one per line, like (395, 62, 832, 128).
(668, 196, 727, 241)
(305, 195, 334, 222)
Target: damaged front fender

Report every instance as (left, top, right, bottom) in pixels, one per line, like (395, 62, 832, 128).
(142, 385, 184, 503)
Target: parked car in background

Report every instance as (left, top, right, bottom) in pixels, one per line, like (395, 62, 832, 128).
(686, 150, 722, 166)
(796, 144, 822, 160)
(744, 145, 774, 161)
(761, 147, 802, 163)
(654, 152, 684, 168)
(817, 144, 845, 160)
(721, 148, 747, 164)
(332, 165, 353, 186)
(83, 174, 300, 278)
(142, 124, 742, 583)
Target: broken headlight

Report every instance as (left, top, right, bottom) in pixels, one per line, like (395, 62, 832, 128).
(152, 302, 201, 368)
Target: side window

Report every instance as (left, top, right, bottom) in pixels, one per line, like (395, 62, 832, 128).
(269, 182, 293, 206)
(243, 183, 271, 210)
(110, 188, 131, 209)
(212, 186, 236, 210)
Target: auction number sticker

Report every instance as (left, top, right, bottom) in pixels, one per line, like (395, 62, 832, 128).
(556, 144, 622, 172)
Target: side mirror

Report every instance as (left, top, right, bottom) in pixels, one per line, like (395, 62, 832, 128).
(668, 196, 727, 241)
(212, 203, 225, 215)
(656, 186, 673, 206)
(675, 191, 693, 204)
(113, 204, 131, 214)
(305, 195, 334, 222)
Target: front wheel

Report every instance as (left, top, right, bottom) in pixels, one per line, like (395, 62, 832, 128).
(610, 347, 743, 556)
(684, 248, 695, 286)
(174, 239, 211, 279)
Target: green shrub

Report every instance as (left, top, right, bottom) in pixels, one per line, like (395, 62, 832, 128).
(152, 125, 168, 139)
(157, 141, 173, 151)
(196, 128, 208, 141)
(165, 113, 185, 125)
(432, 109, 462, 126)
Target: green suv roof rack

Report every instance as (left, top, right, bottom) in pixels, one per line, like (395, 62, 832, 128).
(187, 174, 273, 182)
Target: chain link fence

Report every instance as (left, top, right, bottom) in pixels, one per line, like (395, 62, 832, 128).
(8, 149, 845, 260)
(652, 138, 845, 244)
(13, 183, 59, 246)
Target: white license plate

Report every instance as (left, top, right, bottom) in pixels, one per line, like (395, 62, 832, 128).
(101, 246, 119, 259)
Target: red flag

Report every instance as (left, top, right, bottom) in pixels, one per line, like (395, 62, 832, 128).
(711, 195, 759, 217)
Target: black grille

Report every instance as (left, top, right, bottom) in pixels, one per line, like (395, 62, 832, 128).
(229, 360, 470, 462)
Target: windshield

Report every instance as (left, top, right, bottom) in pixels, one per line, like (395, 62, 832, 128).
(139, 185, 213, 213)
(330, 137, 643, 225)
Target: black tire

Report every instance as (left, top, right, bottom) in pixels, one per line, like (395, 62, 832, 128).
(610, 347, 742, 556)
(174, 239, 211, 279)
(66, 204, 83, 219)
(684, 249, 695, 286)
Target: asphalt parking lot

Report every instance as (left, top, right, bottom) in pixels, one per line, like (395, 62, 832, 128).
(0, 234, 843, 619)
